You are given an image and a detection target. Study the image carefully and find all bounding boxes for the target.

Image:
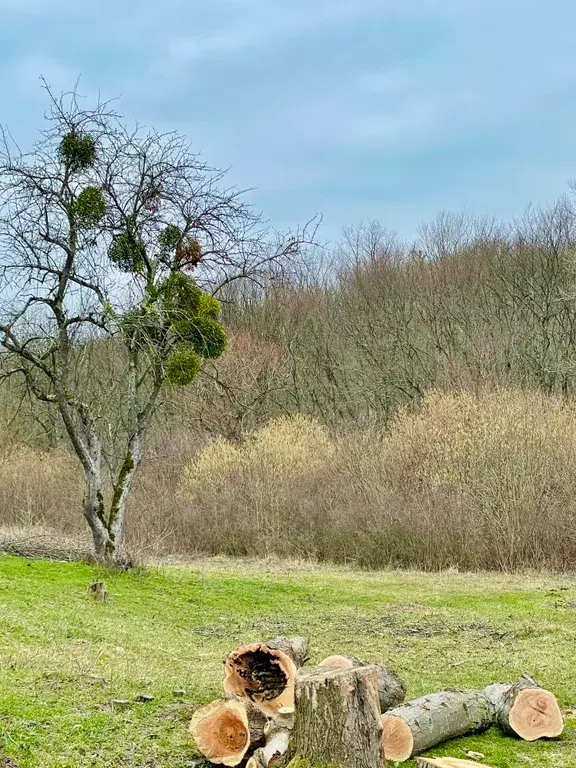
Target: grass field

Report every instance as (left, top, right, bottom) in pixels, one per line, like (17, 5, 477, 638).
(0, 555, 575, 767)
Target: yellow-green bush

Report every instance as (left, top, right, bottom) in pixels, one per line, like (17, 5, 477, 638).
(174, 392, 576, 569)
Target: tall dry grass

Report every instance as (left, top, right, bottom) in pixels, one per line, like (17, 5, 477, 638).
(4, 389, 576, 571)
(0, 445, 82, 531)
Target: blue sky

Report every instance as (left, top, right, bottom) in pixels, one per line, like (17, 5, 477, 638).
(2, 0, 576, 243)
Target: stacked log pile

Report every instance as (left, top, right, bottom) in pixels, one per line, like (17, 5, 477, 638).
(189, 637, 564, 768)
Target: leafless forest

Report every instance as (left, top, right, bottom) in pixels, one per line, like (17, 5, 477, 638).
(4, 203, 576, 570)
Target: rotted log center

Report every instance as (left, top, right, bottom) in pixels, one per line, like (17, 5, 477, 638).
(234, 649, 288, 701)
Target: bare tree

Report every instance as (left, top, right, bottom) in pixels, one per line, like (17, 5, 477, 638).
(0, 84, 316, 562)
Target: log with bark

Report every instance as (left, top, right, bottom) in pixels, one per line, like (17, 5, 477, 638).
(268, 636, 309, 666)
(381, 690, 495, 763)
(290, 665, 386, 768)
(246, 706, 294, 768)
(223, 637, 306, 716)
(189, 697, 267, 766)
(484, 675, 563, 741)
(318, 654, 406, 712)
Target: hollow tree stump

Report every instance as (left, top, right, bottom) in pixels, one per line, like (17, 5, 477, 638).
(190, 697, 267, 766)
(381, 690, 495, 763)
(484, 675, 563, 740)
(223, 641, 297, 716)
(290, 665, 386, 768)
(318, 654, 406, 712)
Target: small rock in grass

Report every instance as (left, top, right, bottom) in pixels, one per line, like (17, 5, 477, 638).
(173, 689, 186, 697)
(134, 694, 155, 703)
(110, 698, 130, 708)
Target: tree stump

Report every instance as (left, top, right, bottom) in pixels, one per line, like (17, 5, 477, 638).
(87, 581, 108, 601)
(381, 691, 495, 763)
(190, 698, 267, 766)
(318, 654, 406, 712)
(290, 665, 386, 768)
(484, 675, 563, 740)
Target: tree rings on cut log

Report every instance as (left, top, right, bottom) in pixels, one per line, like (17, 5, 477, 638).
(507, 686, 563, 740)
(318, 654, 406, 712)
(318, 654, 359, 669)
(381, 712, 414, 762)
(484, 675, 563, 740)
(224, 642, 297, 716)
(190, 698, 267, 766)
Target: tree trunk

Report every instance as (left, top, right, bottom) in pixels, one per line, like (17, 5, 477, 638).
(83, 465, 110, 561)
(106, 443, 141, 561)
(290, 665, 386, 768)
(381, 691, 495, 763)
(484, 675, 563, 740)
(190, 698, 267, 766)
(83, 445, 141, 564)
(223, 641, 297, 716)
(318, 654, 406, 712)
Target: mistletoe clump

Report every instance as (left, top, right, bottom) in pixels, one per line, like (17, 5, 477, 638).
(198, 293, 221, 318)
(59, 131, 96, 171)
(160, 271, 203, 322)
(109, 232, 146, 273)
(109, 216, 146, 273)
(159, 224, 182, 251)
(181, 315, 227, 358)
(166, 348, 201, 386)
(72, 187, 106, 227)
(156, 272, 227, 385)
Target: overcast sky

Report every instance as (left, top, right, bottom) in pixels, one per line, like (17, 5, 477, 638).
(2, 0, 576, 242)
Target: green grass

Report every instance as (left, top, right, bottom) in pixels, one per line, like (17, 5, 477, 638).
(0, 555, 575, 767)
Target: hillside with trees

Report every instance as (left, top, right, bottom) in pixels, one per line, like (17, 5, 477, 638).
(2, 90, 576, 570)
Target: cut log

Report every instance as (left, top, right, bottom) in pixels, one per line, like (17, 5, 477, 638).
(381, 691, 495, 763)
(248, 730, 291, 768)
(290, 665, 385, 768)
(267, 636, 309, 667)
(416, 760, 492, 768)
(484, 675, 563, 740)
(190, 698, 267, 766)
(223, 641, 297, 716)
(318, 654, 406, 712)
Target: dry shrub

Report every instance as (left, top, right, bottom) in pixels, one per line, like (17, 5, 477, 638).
(378, 389, 576, 570)
(0, 445, 82, 531)
(9, 391, 576, 571)
(179, 415, 336, 557)
(170, 391, 576, 570)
